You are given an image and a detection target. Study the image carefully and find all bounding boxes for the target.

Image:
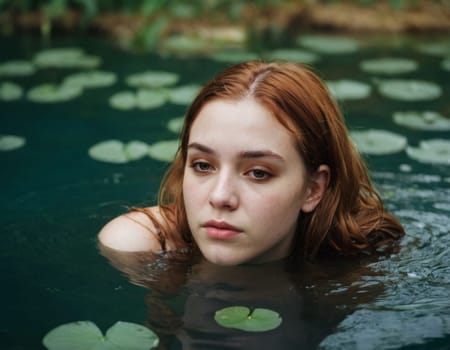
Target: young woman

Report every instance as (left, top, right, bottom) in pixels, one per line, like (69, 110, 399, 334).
(99, 61, 404, 266)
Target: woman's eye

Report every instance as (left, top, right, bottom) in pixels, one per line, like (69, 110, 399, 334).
(248, 169, 271, 180)
(191, 162, 212, 173)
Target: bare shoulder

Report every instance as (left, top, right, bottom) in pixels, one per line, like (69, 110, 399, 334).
(98, 207, 163, 252)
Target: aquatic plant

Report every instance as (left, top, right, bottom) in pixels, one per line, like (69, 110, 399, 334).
(406, 139, 450, 165)
(27, 83, 83, 103)
(296, 35, 359, 54)
(33, 47, 101, 69)
(167, 117, 185, 134)
(350, 129, 407, 155)
(148, 140, 179, 162)
(43, 321, 159, 350)
(0, 60, 35, 77)
(63, 70, 117, 89)
(375, 79, 442, 101)
(126, 70, 179, 88)
(393, 111, 450, 131)
(360, 57, 418, 75)
(88, 140, 149, 164)
(214, 306, 282, 332)
(210, 51, 260, 64)
(0, 135, 26, 151)
(326, 80, 372, 100)
(0, 81, 23, 101)
(266, 49, 319, 64)
(168, 84, 202, 105)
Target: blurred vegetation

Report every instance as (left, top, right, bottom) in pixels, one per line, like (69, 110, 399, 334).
(0, 0, 447, 51)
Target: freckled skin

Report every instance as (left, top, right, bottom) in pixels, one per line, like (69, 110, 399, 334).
(183, 97, 315, 266)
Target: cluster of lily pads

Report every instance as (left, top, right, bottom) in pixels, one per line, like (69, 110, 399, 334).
(42, 307, 281, 349)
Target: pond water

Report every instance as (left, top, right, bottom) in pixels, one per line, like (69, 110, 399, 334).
(1, 33, 449, 350)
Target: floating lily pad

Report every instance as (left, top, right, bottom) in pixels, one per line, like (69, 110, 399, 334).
(416, 41, 450, 56)
(442, 57, 450, 71)
(266, 49, 319, 64)
(161, 35, 211, 56)
(211, 51, 260, 63)
(0, 60, 35, 77)
(376, 79, 442, 101)
(136, 89, 168, 109)
(126, 71, 179, 88)
(42, 320, 159, 350)
(326, 80, 371, 100)
(350, 129, 407, 155)
(214, 306, 282, 332)
(109, 91, 136, 110)
(167, 117, 185, 133)
(168, 84, 201, 105)
(89, 140, 149, 164)
(406, 139, 450, 165)
(27, 83, 82, 103)
(0, 81, 23, 101)
(0, 135, 26, 151)
(33, 47, 101, 69)
(296, 35, 359, 54)
(64, 70, 117, 89)
(393, 111, 450, 131)
(148, 140, 179, 162)
(360, 57, 418, 74)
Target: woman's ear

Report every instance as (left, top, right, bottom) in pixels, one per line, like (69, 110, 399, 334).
(301, 164, 330, 213)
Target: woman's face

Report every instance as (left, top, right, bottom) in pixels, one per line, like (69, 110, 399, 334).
(183, 97, 314, 266)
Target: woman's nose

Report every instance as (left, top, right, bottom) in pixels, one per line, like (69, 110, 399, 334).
(208, 172, 239, 211)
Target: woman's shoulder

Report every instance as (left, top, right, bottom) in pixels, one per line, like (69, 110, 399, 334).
(98, 206, 164, 252)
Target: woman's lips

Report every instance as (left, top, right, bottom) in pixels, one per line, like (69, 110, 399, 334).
(202, 220, 242, 239)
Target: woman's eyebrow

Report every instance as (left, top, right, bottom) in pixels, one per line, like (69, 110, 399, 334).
(187, 142, 284, 161)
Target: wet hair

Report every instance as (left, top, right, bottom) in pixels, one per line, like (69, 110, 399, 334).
(139, 61, 404, 261)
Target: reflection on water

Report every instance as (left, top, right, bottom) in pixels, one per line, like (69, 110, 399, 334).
(1, 33, 449, 349)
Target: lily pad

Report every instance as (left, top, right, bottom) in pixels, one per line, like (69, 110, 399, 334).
(109, 91, 137, 110)
(0, 60, 35, 77)
(376, 79, 442, 101)
(33, 47, 101, 69)
(393, 111, 450, 131)
(0, 81, 23, 101)
(296, 35, 359, 54)
(89, 140, 149, 164)
(161, 35, 211, 56)
(350, 129, 407, 155)
(126, 70, 179, 88)
(442, 57, 450, 71)
(148, 140, 179, 162)
(326, 80, 371, 100)
(266, 49, 319, 64)
(360, 58, 418, 75)
(0, 135, 26, 151)
(167, 117, 185, 133)
(406, 139, 450, 165)
(168, 84, 201, 105)
(214, 306, 282, 332)
(136, 89, 168, 109)
(42, 320, 159, 350)
(416, 41, 450, 56)
(27, 83, 82, 103)
(64, 70, 117, 89)
(211, 51, 260, 63)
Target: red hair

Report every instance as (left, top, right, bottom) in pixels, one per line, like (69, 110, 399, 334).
(139, 61, 404, 260)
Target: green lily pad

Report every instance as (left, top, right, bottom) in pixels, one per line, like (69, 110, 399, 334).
(64, 70, 117, 89)
(376, 79, 442, 101)
(416, 41, 450, 56)
(326, 80, 371, 100)
(211, 51, 260, 63)
(0, 135, 26, 151)
(360, 57, 418, 75)
(148, 140, 179, 162)
(126, 70, 179, 88)
(350, 129, 407, 155)
(42, 320, 159, 350)
(442, 57, 450, 71)
(214, 306, 282, 332)
(161, 35, 211, 56)
(266, 49, 319, 64)
(89, 140, 149, 164)
(393, 111, 450, 131)
(0, 60, 35, 77)
(33, 47, 101, 69)
(167, 117, 185, 133)
(0, 81, 23, 101)
(406, 139, 450, 165)
(109, 91, 136, 110)
(168, 84, 201, 105)
(136, 89, 168, 109)
(296, 35, 359, 54)
(27, 83, 82, 103)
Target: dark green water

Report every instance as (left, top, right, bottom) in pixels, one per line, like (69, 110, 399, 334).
(1, 33, 449, 349)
